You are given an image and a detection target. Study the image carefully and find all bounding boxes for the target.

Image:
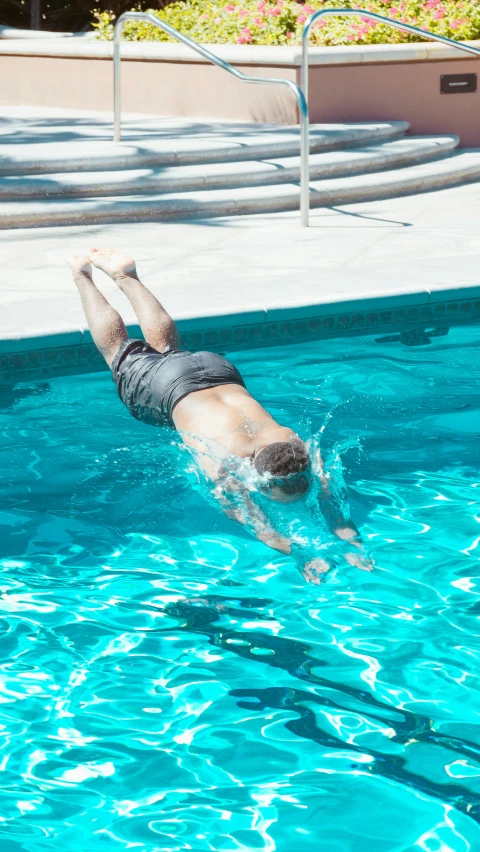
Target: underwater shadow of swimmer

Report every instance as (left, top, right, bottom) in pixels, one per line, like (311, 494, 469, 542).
(164, 596, 480, 824)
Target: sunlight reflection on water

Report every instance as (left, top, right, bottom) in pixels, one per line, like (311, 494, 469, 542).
(1, 327, 480, 851)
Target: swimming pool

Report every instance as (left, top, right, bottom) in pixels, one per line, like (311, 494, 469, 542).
(1, 324, 480, 851)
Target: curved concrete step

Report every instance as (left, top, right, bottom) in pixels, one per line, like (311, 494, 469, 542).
(0, 136, 458, 199)
(0, 121, 409, 175)
(2, 149, 479, 228)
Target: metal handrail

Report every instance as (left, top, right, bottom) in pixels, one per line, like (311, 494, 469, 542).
(301, 10, 480, 212)
(114, 12, 310, 225)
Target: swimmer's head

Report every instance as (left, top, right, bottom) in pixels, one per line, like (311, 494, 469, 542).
(253, 440, 312, 502)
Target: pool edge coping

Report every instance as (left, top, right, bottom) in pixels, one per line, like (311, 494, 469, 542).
(3, 283, 480, 383)
(3, 283, 480, 354)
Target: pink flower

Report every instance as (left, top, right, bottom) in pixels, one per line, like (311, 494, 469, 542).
(254, 16, 263, 24)
(286, 30, 293, 37)
(347, 32, 356, 40)
(297, 13, 307, 23)
(237, 35, 246, 42)
(226, 3, 235, 10)
(313, 18, 326, 27)
(433, 7, 445, 18)
(272, 6, 281, 15)
(303, 4, 315, 14)
(240, 26, 252, 40)
(238, 8, 248, 17)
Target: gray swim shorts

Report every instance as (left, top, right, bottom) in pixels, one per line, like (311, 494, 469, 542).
(111, 339, 246, 427)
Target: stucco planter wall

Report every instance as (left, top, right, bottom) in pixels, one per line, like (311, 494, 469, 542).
(1, 38, 480, 144)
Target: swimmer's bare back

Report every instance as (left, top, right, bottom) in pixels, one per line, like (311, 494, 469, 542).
(172, 383, 298, 479)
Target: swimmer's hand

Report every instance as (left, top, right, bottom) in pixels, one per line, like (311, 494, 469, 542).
(334, 524, 374, 572)
(301, 550, 373, 584)
(344, 550, 374, 572)
(301, 558, 332, 584)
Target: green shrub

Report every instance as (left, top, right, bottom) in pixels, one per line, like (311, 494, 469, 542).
(93, 0, 480, 47)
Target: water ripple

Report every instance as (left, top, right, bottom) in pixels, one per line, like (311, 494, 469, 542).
(1, 327, 480, 850)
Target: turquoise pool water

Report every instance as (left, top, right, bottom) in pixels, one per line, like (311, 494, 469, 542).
(1, 325, 480, 852)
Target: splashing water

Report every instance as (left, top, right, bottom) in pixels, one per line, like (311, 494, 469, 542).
(1, 326, 480, 851)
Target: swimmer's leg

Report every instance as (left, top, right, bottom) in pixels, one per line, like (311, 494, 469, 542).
(66, 255, 128, 367)
(88, 248, 180, 353)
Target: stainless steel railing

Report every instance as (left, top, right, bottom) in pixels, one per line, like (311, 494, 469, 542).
(113, 12, 310, 225)
(113, 11, 480, 228)
(301, 10, 480, 217)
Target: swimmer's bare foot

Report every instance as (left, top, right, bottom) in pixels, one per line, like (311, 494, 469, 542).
(66, 254, 93, 285)
(88, 248, 137, 284)
(301, 558, 332, 585)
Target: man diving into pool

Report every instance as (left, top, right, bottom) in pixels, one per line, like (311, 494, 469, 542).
(66, 248, 372, 582)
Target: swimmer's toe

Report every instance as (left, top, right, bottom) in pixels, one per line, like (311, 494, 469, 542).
(88, 247, 137, 281)
(65, 255, 92, 278)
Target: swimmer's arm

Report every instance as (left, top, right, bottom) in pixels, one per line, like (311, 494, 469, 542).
(213, 477, 291, 554)
(315, 451, 361, 540)
(214, 478, 337, 582)
(315, 451, 373, 572)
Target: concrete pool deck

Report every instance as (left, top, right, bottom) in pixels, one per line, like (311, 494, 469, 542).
(2, 177, 480, 381)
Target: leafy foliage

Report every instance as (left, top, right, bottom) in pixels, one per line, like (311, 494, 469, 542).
(93, 0, 480, 46)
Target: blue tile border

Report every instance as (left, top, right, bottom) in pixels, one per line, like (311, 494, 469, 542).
(264, 290, 429, 322)
(2, 293, 480, 384)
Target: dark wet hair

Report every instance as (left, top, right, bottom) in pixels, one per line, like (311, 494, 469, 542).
(253, 440, 312, 495)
